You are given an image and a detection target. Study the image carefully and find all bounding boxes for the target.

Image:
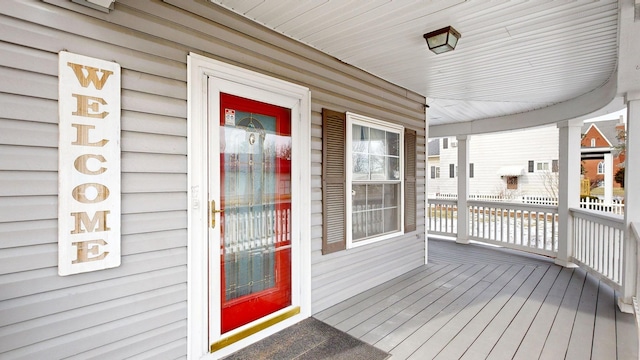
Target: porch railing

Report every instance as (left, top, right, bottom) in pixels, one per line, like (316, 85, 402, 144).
(570, 208, 625, 290)
(468, 200, 558, 257)
(426, 199, 457, 237)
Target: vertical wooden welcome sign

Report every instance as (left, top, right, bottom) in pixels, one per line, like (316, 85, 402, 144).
(58, 51, 121, 276)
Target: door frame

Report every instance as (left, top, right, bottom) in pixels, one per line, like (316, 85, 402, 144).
(187, 53, 311, 359)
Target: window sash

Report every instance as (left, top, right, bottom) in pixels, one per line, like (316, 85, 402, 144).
(346, 112, 404, 248)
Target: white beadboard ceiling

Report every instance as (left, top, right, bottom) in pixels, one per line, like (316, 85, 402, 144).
(209, 0, 619, 128)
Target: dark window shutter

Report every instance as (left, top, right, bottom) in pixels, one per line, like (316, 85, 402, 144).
(449, 163, 455, 178)
(443, 138, 448, 149)
(528, 160, 534, 173)
(469, 163, 474, 178)
(404, 128, 417, 233)
(430, 166, 435, 179)
(322, 109, 346, 254)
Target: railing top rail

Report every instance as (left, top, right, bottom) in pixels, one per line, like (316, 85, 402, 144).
(570, 207, 624, 226)
(427, 199, 458, 206)
(467, 199, 558, 212)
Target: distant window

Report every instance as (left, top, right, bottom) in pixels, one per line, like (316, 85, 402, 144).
(506, 176, 518, 190)
(430, 166, 436, 179)
(449, 163, 455, 178)
(536, 162, 549, 171)
(552, 160, 559, 173)
(528, 160, 534, 173)
(435, 167, 440, 178)
(443, 138, 449, 149)
(597, 161, 605, 174)
(591, 138, 596, 147)
(469, 163, 474, 178)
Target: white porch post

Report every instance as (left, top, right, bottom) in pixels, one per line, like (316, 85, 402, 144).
(621, 92, 640, 309)
(555, 120, 582, 267)
(604, 152, 613, 204)
(456, 135, 469, 244)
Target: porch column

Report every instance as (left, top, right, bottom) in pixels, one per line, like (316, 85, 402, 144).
(603, 152, 613, 204)
(621, 92, 640, 308)
(555, 120, 582, 267)
(456, 135, 469, 244)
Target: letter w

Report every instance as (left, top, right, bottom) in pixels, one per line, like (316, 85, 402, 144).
(67, 62, 113, 90)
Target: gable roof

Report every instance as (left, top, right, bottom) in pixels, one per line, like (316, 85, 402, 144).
(581, 119, 623, 147)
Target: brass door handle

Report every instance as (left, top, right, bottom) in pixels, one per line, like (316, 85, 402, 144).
(210, 200, 224, 229)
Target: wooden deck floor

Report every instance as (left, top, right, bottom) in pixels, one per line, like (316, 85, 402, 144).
(315, 239, 638, 360)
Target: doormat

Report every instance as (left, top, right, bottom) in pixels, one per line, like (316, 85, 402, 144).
(222, 317, 390, 360)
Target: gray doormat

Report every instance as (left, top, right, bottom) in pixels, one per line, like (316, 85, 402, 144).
(222, 317, 390, 360)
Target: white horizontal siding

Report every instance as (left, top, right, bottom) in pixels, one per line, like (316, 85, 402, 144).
(0, 0, 426, 357)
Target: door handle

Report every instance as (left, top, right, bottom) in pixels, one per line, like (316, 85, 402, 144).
(210, 200, 224, 229)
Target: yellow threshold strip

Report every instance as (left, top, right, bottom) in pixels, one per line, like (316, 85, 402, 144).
(210, 306, 301, 353)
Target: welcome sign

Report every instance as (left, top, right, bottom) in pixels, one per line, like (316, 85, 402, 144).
(58, 51, 121, 276)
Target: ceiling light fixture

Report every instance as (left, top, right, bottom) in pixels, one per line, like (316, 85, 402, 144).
(423, 26, 461, 54)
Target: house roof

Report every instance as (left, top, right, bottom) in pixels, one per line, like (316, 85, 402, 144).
(210, 0, 639, 136)
(581, 119, 623, 148)
(428, 139, 440, 157)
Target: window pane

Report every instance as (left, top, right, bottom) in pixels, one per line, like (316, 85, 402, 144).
(387, 157, 400, 180)
(366, 210, 383, 237)
(352, 153, 369, 180)
(352, 124, 368, 152)
(353, 184, 367, 208)
(383, 184, 399, 208)
(367, 184, 383, 210)
(369, 128, 385, 155)
(352, 211, 366, 240)
(370, 155, 385, 180)
(383, 208, 399, 233)
(387, 132, 399, 156)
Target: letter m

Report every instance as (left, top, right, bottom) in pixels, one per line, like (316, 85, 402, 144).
(70, 211, 111, 234)
(67, 62, 113, 90)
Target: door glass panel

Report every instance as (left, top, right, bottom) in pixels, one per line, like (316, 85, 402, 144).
(219, 93, 292, 333)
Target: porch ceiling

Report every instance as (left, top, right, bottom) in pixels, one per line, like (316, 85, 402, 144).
(209, 0, 623, 134)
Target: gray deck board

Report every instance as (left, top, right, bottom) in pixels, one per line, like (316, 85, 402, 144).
(317, 238, 638, 360)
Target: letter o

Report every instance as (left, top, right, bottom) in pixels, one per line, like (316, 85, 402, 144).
(72, 183, 110, 203)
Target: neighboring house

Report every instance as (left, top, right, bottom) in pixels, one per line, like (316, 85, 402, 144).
(432, 126, 560, 198)
(580, 118, 626, 199)
(429, 118, 626, 201)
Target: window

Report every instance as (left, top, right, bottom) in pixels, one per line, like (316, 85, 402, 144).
(469, 163, 474, 178)
(528, 160, 534, 173)
(506, 176, 518, 189)
(321, 109, 417, 254)
(346, 113, 405, 247)
(597, 161, 605, 174)
(449, 163, 455, 178)
(430, 166, 440, 179)
(536, 162, 549, 171)
(552, 159, 559, 173)
(443, 138, 449, 149)
(591, 138, 596, 147)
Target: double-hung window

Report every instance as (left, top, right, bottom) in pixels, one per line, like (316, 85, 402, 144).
(346, 113, 403, 247)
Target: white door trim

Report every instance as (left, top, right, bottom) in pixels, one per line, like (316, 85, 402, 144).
(187, 53, 311, 359)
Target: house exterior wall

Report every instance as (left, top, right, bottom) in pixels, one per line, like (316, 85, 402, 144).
(434, 126, 560, 198)
(580, 124, 625, 189)
(0, 0, 426, 358)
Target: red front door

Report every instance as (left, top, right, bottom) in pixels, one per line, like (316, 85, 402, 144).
(217, 93, 292, 333)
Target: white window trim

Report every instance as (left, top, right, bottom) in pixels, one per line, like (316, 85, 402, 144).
(345, 112, 404, 249)
(187, 53, 311, 359)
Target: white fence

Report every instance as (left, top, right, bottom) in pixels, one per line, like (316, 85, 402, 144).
(431, 193, 624, 214)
